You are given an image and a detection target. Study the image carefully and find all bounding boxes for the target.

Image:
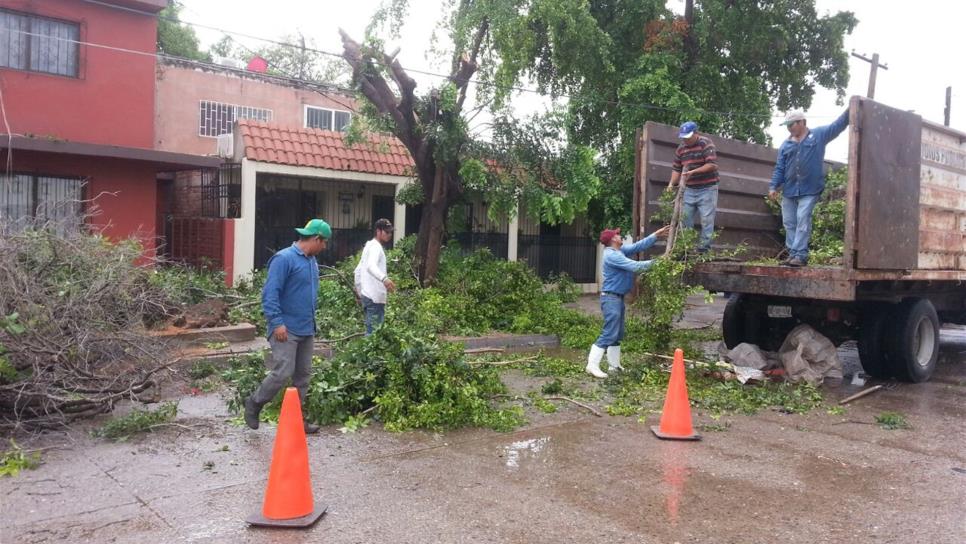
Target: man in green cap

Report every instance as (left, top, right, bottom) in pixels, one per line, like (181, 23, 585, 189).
(244, 218, 330, 434)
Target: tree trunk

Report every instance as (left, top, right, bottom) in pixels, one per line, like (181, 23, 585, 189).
(683, 0, 697, 72)
(339, 27, 483, 285)
(416, 167, 452, 284)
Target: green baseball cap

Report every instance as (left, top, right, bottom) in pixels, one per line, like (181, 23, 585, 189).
(295, 218, 332, 238)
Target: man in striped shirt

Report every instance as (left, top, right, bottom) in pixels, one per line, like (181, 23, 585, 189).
(666, 121, 720, 252)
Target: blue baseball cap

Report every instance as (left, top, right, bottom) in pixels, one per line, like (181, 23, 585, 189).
(678, 121, 698, 139)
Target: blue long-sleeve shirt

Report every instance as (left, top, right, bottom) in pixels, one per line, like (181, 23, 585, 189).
(770, 109, 849, 197)
(261, 243, 319, 338)
(601, 234, 659, 295)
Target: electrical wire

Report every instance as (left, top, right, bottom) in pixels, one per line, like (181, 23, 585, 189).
(75, 0, 847, 122)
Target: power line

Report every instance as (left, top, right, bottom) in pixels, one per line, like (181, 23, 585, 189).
(78, 0, 844, 122)
(9, 28, 359, 111)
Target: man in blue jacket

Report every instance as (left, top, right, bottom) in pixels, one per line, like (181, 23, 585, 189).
(769, 108, 849, 267)
(586, 225, 670, 378)
(245, 218, 330, 434)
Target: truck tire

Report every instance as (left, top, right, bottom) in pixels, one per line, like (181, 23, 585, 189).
(722, 294, 761, 349)
(857, 307, 892, 378)
(886, 298, 940, 383)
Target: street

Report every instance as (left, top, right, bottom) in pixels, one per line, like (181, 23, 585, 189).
(2, 298, 964, 544)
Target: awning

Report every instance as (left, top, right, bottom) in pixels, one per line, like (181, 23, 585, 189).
(2, 135, 223, 171)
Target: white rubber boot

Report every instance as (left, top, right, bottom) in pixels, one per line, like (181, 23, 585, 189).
(585, 344, 608, 378)
(606, 345, 623, 372)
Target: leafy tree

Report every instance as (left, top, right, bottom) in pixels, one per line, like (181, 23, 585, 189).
(208, 33, 351, 86)
(341, 0, 608, 284)
(569, 0, 857, 231)
(156, 1, 209, 61)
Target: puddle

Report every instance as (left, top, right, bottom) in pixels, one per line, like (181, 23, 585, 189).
(659, 442, 693, 526)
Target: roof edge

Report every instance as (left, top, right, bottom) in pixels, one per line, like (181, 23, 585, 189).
(4, 135, 223, 170)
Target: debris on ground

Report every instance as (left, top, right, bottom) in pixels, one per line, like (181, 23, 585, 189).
(779, 325, 844, 385)
(875, 411, 911, 430)
(171, 299, 230, 329)
(0, 226, 181, 429)
(732, 365, 767, 384)
(0, 439, 42, 477)
(720, 342, 774, 370)
(839, 384, 884, 405)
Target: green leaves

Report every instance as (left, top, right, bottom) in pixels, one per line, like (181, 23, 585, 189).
(156, 1, 209, 61)
(765, 168, 847, 265)
(564, 0, 857, 231)
(0, 440, 41, 477)
(1, 313, 24, 336)
(93, 403, 179, 442)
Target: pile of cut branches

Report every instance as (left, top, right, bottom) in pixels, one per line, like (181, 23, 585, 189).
(0, 223, 178, 429)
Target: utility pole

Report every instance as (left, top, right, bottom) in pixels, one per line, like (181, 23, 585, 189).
(945, 86, 952, 127)
(851, 51, 888, 99)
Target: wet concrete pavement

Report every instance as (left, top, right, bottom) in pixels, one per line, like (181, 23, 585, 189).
(3, 296, 965, 543)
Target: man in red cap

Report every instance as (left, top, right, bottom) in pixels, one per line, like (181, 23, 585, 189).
(587, 225, 670, 378)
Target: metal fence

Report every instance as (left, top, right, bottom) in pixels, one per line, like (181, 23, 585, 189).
(449, 232, 509, 260)
(255, 227, 377, 268)
(518, 235, 597, 283)
(201, 163, 241, 219)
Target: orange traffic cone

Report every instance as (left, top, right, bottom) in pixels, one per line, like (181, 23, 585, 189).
(651, 349, 701, 441)
(246, 387, 327, 527)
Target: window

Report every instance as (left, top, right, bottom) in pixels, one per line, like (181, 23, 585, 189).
(305, 106, 352, 132)
(0, 9, 79, 77)
(0, 173, 85, 231)
(199, 100, 272, 137)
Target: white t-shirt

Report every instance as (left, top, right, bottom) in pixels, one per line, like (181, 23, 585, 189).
(354, 239, 388, 303)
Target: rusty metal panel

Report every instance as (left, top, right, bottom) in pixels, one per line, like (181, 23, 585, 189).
(688, 263, 855, 301)
(918, 121, 966, 271)
(855, 100, 922, 269)
(635, 121, 781, 258)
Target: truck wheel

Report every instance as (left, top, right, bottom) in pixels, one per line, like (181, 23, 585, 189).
(887, 299, 940, 383)
(722, 294, 761, 349)
(857, 307, 892, 378)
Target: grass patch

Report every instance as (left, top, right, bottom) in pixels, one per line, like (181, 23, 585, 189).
(94, 402, 178, 442)
(698, 422, 732, 432)
(875, 411, 910, 430)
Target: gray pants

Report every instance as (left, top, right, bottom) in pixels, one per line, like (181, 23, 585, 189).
(251, 333, 314, 406)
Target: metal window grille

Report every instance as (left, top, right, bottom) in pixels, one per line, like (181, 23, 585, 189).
(199, 100, 272, 137)
(305, 106, 333, 130)
(0, 173, 85, 231)
(201, 163, 241, 218)
(0, 9, 79, 77)
(334, 110, 352, 131)
(306, 107, 352, 132)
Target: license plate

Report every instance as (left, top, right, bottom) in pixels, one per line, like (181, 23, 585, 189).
(767, 305, 793, 318)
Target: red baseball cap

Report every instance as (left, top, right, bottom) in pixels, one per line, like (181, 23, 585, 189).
(599, 228, 621, 245)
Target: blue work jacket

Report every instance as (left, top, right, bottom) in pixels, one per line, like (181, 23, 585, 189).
(770, 109, 849, 198)
(600, 234, 658, 295)
(261, 243, 319, 338)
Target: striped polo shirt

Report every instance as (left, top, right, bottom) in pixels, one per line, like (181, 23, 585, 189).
(672, 135, 719, 187)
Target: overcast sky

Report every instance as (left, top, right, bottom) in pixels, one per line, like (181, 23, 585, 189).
(181, 0, 964, 161)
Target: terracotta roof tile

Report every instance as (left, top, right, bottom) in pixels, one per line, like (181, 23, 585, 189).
(237, 120, 415, 177)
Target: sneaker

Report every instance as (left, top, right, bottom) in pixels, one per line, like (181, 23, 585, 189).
(787, 257, 805, 267)
(303, 421, 321, 434)
(244, 397, 261, 430)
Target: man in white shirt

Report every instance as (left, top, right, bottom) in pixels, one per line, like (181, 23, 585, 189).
(354, 218, 396, 335)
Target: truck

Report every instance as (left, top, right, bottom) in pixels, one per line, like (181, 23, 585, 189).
(633, 97, 966, 383)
